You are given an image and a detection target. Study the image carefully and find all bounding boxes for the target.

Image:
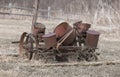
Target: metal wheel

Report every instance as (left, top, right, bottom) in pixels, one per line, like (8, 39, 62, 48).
(19, 32, 37, 60)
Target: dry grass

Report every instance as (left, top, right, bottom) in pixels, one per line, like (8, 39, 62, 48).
(0, 18, 120, 77)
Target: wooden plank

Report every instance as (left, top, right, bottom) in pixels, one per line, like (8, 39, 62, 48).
(32, 0, 40, 31)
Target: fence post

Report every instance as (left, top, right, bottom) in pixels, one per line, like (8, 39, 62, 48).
(32, 0, 40, 32)
(48, 6, 51, 19)
(8, 2, 12, 15)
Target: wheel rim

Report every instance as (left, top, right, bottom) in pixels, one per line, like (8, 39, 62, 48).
(19, 32, 28, 56)
(19, 32, 37, 60)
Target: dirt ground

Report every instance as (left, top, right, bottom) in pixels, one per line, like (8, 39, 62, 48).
(0, 18, 120, 77)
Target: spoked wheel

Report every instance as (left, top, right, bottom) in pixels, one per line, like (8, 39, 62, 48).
(19, 32, 37, 60)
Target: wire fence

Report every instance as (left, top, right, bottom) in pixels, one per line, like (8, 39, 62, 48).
(0, 5, 80, 21)
(0, 0, 119, 24)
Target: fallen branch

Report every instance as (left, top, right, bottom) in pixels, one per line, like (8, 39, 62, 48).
(11, 41, 20, 44)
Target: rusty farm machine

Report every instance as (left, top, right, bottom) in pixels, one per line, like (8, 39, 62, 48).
(19, 0, 100, 62)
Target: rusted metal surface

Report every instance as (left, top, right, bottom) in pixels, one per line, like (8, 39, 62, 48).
(86, 30, 100, 48)
(54, 22, 75, 46)
(62, 30, 75, 46)
(19, 32, 28, 56)
(56, 29, 75, 47)
(54, 22, 72, 38)
(32, 23, 46, 35)
(19, 32, 37, 60)
(32, 23, 46, 42)
(42, 33, 57, 49)
(73, 21, 90, 32)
